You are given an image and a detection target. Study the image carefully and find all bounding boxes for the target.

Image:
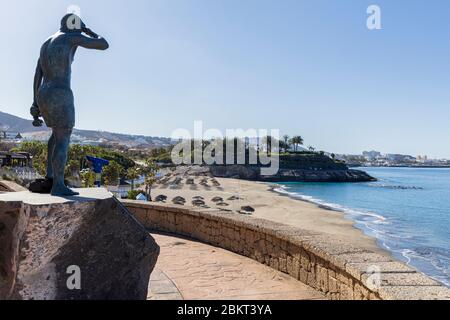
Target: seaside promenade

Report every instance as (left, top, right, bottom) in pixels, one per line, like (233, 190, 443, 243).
(125, 172, 450, 300)
(148, 232, 326, 300)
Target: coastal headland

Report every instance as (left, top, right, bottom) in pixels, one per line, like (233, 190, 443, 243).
(205, 152, 376, 183)
(209, 165, 375, 183)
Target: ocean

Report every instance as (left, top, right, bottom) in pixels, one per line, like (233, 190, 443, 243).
(274, 167, 450, 287)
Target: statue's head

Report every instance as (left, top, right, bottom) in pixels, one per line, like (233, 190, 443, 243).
(60, 13, 86, 33)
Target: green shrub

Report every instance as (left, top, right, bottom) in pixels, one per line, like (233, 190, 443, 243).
(127, 189, 147, 200)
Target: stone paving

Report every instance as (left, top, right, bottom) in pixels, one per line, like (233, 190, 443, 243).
(147, 233, 326, 300)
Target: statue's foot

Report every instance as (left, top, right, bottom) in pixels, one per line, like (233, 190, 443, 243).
(51, 184, 80, 197)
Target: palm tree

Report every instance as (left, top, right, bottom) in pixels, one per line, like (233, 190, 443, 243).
(102, 161, 122, 186)
(308, 146, 316, 152)
(126, 167, 140, 191)
(283, 135, 290, 153)
(290, 136, 304, 152)
(262, 136, 279, 155)
(143, 160, 159, 201)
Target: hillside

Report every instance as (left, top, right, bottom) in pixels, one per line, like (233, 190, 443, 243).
(0, 111, 46, 133)
(0, 110, 172, 148)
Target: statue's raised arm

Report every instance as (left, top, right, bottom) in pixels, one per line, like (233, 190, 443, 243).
(74, 26, 109, 50)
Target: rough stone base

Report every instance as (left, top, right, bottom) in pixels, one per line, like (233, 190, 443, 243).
(0, 189, 159, 300)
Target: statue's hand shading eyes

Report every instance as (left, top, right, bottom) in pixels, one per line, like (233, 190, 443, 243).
(83, 27, 100, 39)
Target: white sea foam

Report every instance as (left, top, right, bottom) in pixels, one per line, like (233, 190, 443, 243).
(273, 184, 450, 288)
(400, 248, 450, 287)
(273, 185, 387, 222)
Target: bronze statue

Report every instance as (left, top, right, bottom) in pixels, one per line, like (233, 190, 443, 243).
(30, 14, 109, 196)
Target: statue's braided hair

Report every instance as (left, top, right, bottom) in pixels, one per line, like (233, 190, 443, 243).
(60, 13, 85, 33)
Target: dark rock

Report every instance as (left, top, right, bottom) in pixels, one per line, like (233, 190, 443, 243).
(28, 179, 53, 194)
(209, 165, 376, 183)
(28, 178, 76, 194)
(210, 165, 258, 180)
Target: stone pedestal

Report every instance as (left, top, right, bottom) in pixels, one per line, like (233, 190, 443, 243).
(0, 188, 159, 300)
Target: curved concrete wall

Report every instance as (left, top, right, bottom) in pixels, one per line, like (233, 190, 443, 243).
(123, 200, 450, 300)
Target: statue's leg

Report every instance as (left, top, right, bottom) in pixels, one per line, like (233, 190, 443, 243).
(46, 132, 55, 179)
(51, 127, 79, 196)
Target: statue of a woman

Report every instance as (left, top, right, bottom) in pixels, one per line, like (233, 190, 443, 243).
(31, 14, 109, 196)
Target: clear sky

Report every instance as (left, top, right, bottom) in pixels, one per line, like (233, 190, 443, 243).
(1, 0, 449, 158)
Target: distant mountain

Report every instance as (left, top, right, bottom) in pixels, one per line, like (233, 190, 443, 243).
(0, 111, 46, 133)
(0, 110, 172, 148)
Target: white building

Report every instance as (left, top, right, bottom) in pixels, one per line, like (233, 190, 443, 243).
(362, 151, 382, 161)
(136, 193, 147, 201)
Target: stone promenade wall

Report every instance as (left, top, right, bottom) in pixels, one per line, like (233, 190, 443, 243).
(122, 200, 450, 300)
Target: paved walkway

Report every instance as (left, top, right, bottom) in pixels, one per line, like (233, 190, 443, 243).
(148, 233, 326, 300)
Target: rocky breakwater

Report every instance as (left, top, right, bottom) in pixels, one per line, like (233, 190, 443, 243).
(0, 188, 159, 300)
(209, 165, 376, 183)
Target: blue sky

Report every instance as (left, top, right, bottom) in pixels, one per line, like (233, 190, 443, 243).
(0, 0, 449, 158)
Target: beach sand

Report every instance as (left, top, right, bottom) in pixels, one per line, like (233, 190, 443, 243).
(151, 172, 388, 255)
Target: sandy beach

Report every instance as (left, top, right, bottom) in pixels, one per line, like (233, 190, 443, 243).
(151, 170, 388, 255)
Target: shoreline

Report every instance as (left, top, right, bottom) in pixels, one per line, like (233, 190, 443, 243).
(152, 175, 390, 256)
(266, 181, 393, 251)
(151, 171, 450, 288)
(268, 180, 450, 288)
(256, 180, 391, 256)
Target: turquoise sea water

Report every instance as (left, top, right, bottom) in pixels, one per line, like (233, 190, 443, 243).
(274, 167, 450, 287)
